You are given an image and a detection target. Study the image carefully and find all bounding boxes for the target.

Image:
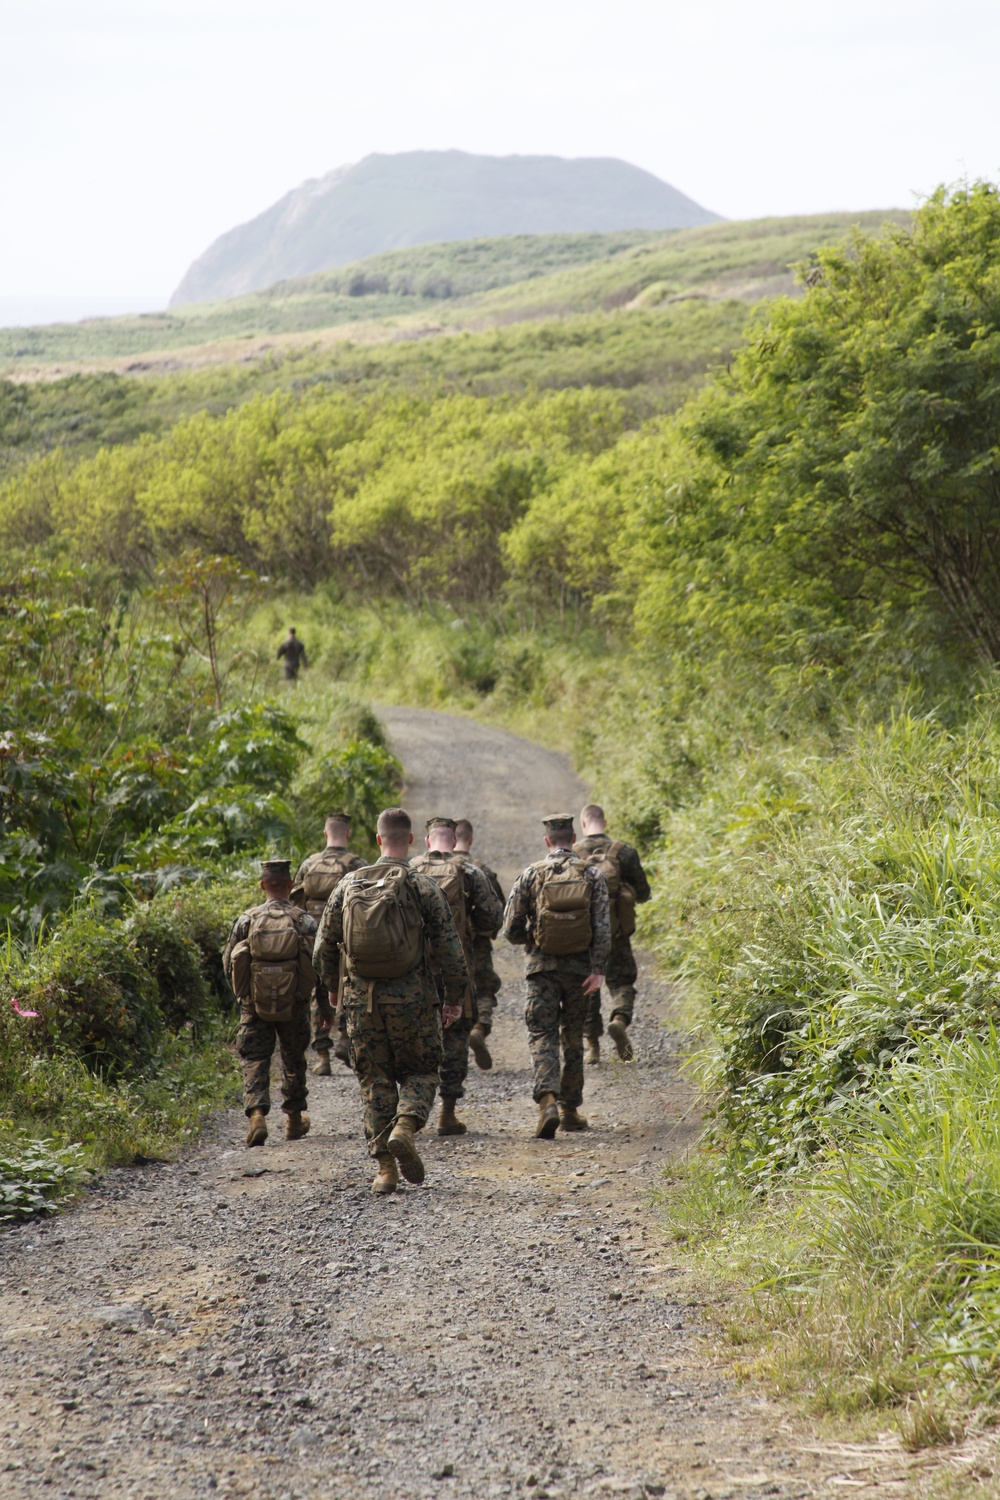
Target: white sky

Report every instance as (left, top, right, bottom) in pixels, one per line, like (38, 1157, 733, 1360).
(2, 0, 998, 320)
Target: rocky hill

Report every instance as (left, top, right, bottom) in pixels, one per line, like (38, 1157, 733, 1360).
(170, 150, 719, 306)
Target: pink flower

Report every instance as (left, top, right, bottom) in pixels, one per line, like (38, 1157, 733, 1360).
(11, 999, 39, 1019)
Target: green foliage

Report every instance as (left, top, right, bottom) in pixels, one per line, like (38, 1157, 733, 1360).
(292, 741, 402, 860)
(0, 1139, 86, 1222)
(12, 910, 164, 1079)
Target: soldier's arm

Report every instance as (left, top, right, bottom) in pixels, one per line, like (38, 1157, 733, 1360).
(501, 871, 533, 946)
(587, 868, 612, 976)
(276, 642, 287, 659)
(622, 844, 652, 904)
(421, 880, 471, 1006)
(487, 868, 505, 905)
(222, 913, 251, 985)
(312, 882, 347, 987)
(468, 866, 503, 937)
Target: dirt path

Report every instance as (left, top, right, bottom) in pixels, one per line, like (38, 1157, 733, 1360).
(0, 708, 981, 1498)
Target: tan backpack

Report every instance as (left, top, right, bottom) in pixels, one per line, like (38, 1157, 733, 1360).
(412, 854, 470, 953)
(532, 856, 593, 957)
(342, 863, 425, 980)
(301, 849, 359, 918)
(573, 838, 636, 939)
(230, 903, 315, 1022)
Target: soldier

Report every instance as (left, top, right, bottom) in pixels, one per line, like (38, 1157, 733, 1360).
(502, 814, 611, 1137)
(453, 817, 505, 1071)
(313, 806, 470, 1195)
(223, 859, 317, 1147)
(291, 812, 367, 1076)
(411, 817, 503, 1135)
(276, 627, 307, 682)
(574, 803, 652, 1064)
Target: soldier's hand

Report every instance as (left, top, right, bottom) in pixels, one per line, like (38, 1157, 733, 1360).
(316, 1017, 333, 1031)
(582, 973, 603, 995)
(442, 1004, 463, 1028)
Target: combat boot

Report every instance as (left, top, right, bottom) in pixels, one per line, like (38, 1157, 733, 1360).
(437, 1095, 467, 1136)
(285, 1110, 311, 1141)
(559, 1105, 588, 1132)
(245, 1109, 268, 1148)
(333, 1032, 351, 1067)
(313, 1051, 332, 1076)
(607, 1017, 634, 1061)
(388, 1115, 426, 1184)
(534, 1092, 559, 1139)
(468, 1023, 493, 1071)
(585, 1037, 600, 1066)
(371, 1153, 399, 1195)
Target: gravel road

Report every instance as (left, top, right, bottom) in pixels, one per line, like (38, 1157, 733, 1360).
(0, 709, 975, 1498)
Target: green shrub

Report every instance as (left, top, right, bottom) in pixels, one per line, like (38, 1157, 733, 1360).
(124, 905, 212, 1032)
(0, 1138, 86, 1222)
(146, 878, 257, 1007)
(16, 911, 163, 1078)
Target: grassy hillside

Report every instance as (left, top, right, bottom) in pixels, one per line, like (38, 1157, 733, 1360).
(0, 211, 906, 376)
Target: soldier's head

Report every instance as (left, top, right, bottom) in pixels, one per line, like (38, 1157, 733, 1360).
(376, 806, 414, 857)
(324, 812, 351, 847)
(454, 818, 473, 852)
(425, 816, 457, 854)
(542, 814, 575, 851)
(580, 803, 607, 835)
(289, 627, 297, 637)
(259, 858, 293, 899)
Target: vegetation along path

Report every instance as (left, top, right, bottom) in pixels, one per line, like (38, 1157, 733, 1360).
(0, 710, 969, 1499)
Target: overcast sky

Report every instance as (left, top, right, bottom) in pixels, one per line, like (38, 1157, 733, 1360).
(3, 0, 999, 322)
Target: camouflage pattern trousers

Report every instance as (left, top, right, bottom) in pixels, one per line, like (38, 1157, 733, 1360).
(345, 992, 443, 1156)
(310, 981, 347, 1054)
(472, 933, 501, 1031)
(584, 937, 638, 1039)
(524, 970, 588, 1109)
(236, 1002, 310, 1116)
(440, 1013, 473, 1100)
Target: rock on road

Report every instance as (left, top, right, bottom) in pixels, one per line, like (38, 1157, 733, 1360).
(0, 709, 939, 1499)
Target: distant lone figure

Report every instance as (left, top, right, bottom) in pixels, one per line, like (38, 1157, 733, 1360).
(277, 627, 307, 681)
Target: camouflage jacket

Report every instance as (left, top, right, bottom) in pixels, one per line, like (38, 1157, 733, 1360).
(222, 898, 318, 990)
(502, 850, 612, 977)
(312, 855, 471, 1008)
(572, 832, 652, 905)
(465, 855, 505, 909)
(290, 845, 367, 912)
(409, 850, 504, 963)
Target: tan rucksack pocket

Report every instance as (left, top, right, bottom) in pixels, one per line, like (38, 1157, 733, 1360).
(251, 961, 298, 1022)
(229, 939, 252, 1001)
(617, 884, 637, 938)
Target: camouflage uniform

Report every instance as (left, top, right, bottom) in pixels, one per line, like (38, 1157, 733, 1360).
(410, 850, 503, 1101)
(573, 833, 652, 1038)
(291, 845, 367, 1057)
(502, 854, 611, 1108)
(276, 632, 307, 681)
(223, 898, 317, 1118)
(313, 857, 470, 1155)
(467, 858, 505, 1032)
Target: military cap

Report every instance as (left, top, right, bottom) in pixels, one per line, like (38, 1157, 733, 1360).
(425, 816, 457, 832)
(260, 858, 292, 877)
(542, 813, 575, 832)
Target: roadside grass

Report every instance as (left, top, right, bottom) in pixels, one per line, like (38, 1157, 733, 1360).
(648, 692, 1000, 1435)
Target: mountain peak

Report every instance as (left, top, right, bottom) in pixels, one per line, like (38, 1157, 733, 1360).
(170, 150, 719, 307)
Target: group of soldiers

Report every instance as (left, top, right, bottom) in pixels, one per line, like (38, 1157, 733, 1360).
(222, 803, 650, 1195)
